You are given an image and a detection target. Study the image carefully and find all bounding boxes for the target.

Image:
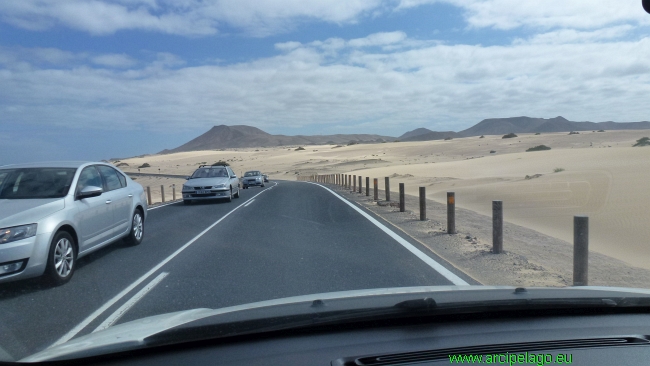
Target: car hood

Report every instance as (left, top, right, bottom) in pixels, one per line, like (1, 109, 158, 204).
(0, 198, 65, 228)
(21, 285, 650, 362)
(183, 177, 230, 187)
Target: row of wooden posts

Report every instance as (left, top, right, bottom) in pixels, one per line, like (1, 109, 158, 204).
(301, 173, 590, 287)
(144, 185, 177, 206)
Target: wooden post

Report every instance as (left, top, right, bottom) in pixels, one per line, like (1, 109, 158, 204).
(366, 177, 370, 196)
(353, 175, 356, 192)
(573, 216, 589, 286)
(374, 178, 378, 200)
(493, 201, 503, 253)
(399, 183, 405, 212)
(385, 177, 390, 201)
(447, 192, 455, 234)
(358, 176, 362, 193)
(419, 187, 426, 221)
(172, 185, 176, 201)
(146, 186, 152, 206)
(161, 185, 165, 203)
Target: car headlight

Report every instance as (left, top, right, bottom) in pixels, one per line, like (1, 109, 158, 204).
(215, 184, 226, 188)
(0, 224, 38, 244)
(182, 185, 192, 191)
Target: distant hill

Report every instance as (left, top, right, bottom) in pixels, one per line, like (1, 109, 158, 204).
(159, 118, 650, 153)
(160, 125, 396, 153)
(457, 116, 650, 137)
(398, 128, 434, 140)
(399, 130, 459, 142)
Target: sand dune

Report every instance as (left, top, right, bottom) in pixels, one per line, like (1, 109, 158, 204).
(119, 130, 650, 270)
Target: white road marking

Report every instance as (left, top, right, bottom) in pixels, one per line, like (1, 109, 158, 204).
(147, 201, 180, 211)
(306, 182, 469, 286)
(93, 272, 169, 332)
(50, 185, 275, 348)
(244, 199, 255, 207)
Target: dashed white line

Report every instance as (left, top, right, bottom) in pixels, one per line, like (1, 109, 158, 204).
(94, 272, 169, 332)
(49, 186, 274, 348)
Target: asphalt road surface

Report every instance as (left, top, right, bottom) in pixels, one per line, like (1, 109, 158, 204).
(0, 180, 473, 361)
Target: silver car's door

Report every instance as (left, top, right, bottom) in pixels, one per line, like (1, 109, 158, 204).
(74, 166, 114, 251)
(96, 165, 132, 238)
(227, 167, 238, 191)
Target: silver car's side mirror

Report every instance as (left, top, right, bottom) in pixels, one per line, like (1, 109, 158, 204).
(185, 176, 191, 180)
(231, 175, 237, 178)
(77, 185, 103, 199)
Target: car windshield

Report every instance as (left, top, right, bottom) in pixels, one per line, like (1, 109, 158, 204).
(2, 0, 650, 363)
(0, 168, 77, 199)
(191, 168, 228, 178)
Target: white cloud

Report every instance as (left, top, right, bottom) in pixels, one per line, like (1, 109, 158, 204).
(2, 31, 649, 136)
(0, 0, 383, 36)
(348, 31, 407, 47)
(92, 53, 137, 68)
(514, 25, 635, 45)
(398, 0, 650, 30)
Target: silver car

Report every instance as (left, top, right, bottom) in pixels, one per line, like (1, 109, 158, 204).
(242, 170, 265, 189)
(0, 161, 148, 285)
(181, 165, 240, 204)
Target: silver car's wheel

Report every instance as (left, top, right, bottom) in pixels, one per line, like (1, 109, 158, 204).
(45, 231, 76, 286)
(226, 188, 232, 202)
(124, 210, 144, 245)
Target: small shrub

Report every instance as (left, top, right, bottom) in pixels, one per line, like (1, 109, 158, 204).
(295, 146, 305, 151)
(116, 162, 129, 167)
(502, 133, 518, 139)
(526, 145, 552, 152)
(525, 174, 543, 180)
(332, 145, 343, 149)
(553, 167, 565, 173)
(394, 140, 400, 142)
(138, 163, 151, 168)
(479, 135, 485, 138)
(632, 137, 650, 147)
(568, 131, 580, 135)
(444, 137, 453, 140)
(212, 161, 230, 166)
(534, 132, 541, 135)
(347, 141, 358, 146)
(597, 129, 605, 132)
(490, 150, 496, 154)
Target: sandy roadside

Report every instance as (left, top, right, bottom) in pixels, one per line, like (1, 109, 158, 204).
(325, 182, 650, 288)
(114, 129, 650, 272)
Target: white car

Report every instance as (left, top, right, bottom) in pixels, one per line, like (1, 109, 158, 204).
(181, 165, 241, 204)
(0, 161, 148, 285)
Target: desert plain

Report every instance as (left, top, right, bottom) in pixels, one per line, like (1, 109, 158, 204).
(117, 129, 650, 271)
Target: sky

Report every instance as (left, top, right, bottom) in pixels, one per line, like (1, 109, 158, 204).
(1, 0, 649, 164)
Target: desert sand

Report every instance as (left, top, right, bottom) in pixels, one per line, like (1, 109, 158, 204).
(117, 130, 650, 271)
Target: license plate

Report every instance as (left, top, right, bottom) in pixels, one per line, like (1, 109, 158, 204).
(196, 190, 210, 194)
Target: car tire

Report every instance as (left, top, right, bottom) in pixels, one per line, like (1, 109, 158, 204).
(124, 209, 144, 246)
(44, 231, 76, 286)
(226, 188, 232, 202)
(234, 188, 240, 198)
(184, 200, 192, 205)
(261, 184, 265, 187)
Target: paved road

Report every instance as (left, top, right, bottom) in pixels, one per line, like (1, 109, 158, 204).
(0, 180, 472, 361)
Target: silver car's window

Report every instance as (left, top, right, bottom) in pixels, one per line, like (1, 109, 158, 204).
(96, 165, 123, 191)
(116, 171, 127, 187)
(76, 166, 103, 193)
(0, 168, 76, 199)
(191, 167, 228, 178)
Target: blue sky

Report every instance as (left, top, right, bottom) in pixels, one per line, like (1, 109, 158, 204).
(1, 0, 649, 164)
